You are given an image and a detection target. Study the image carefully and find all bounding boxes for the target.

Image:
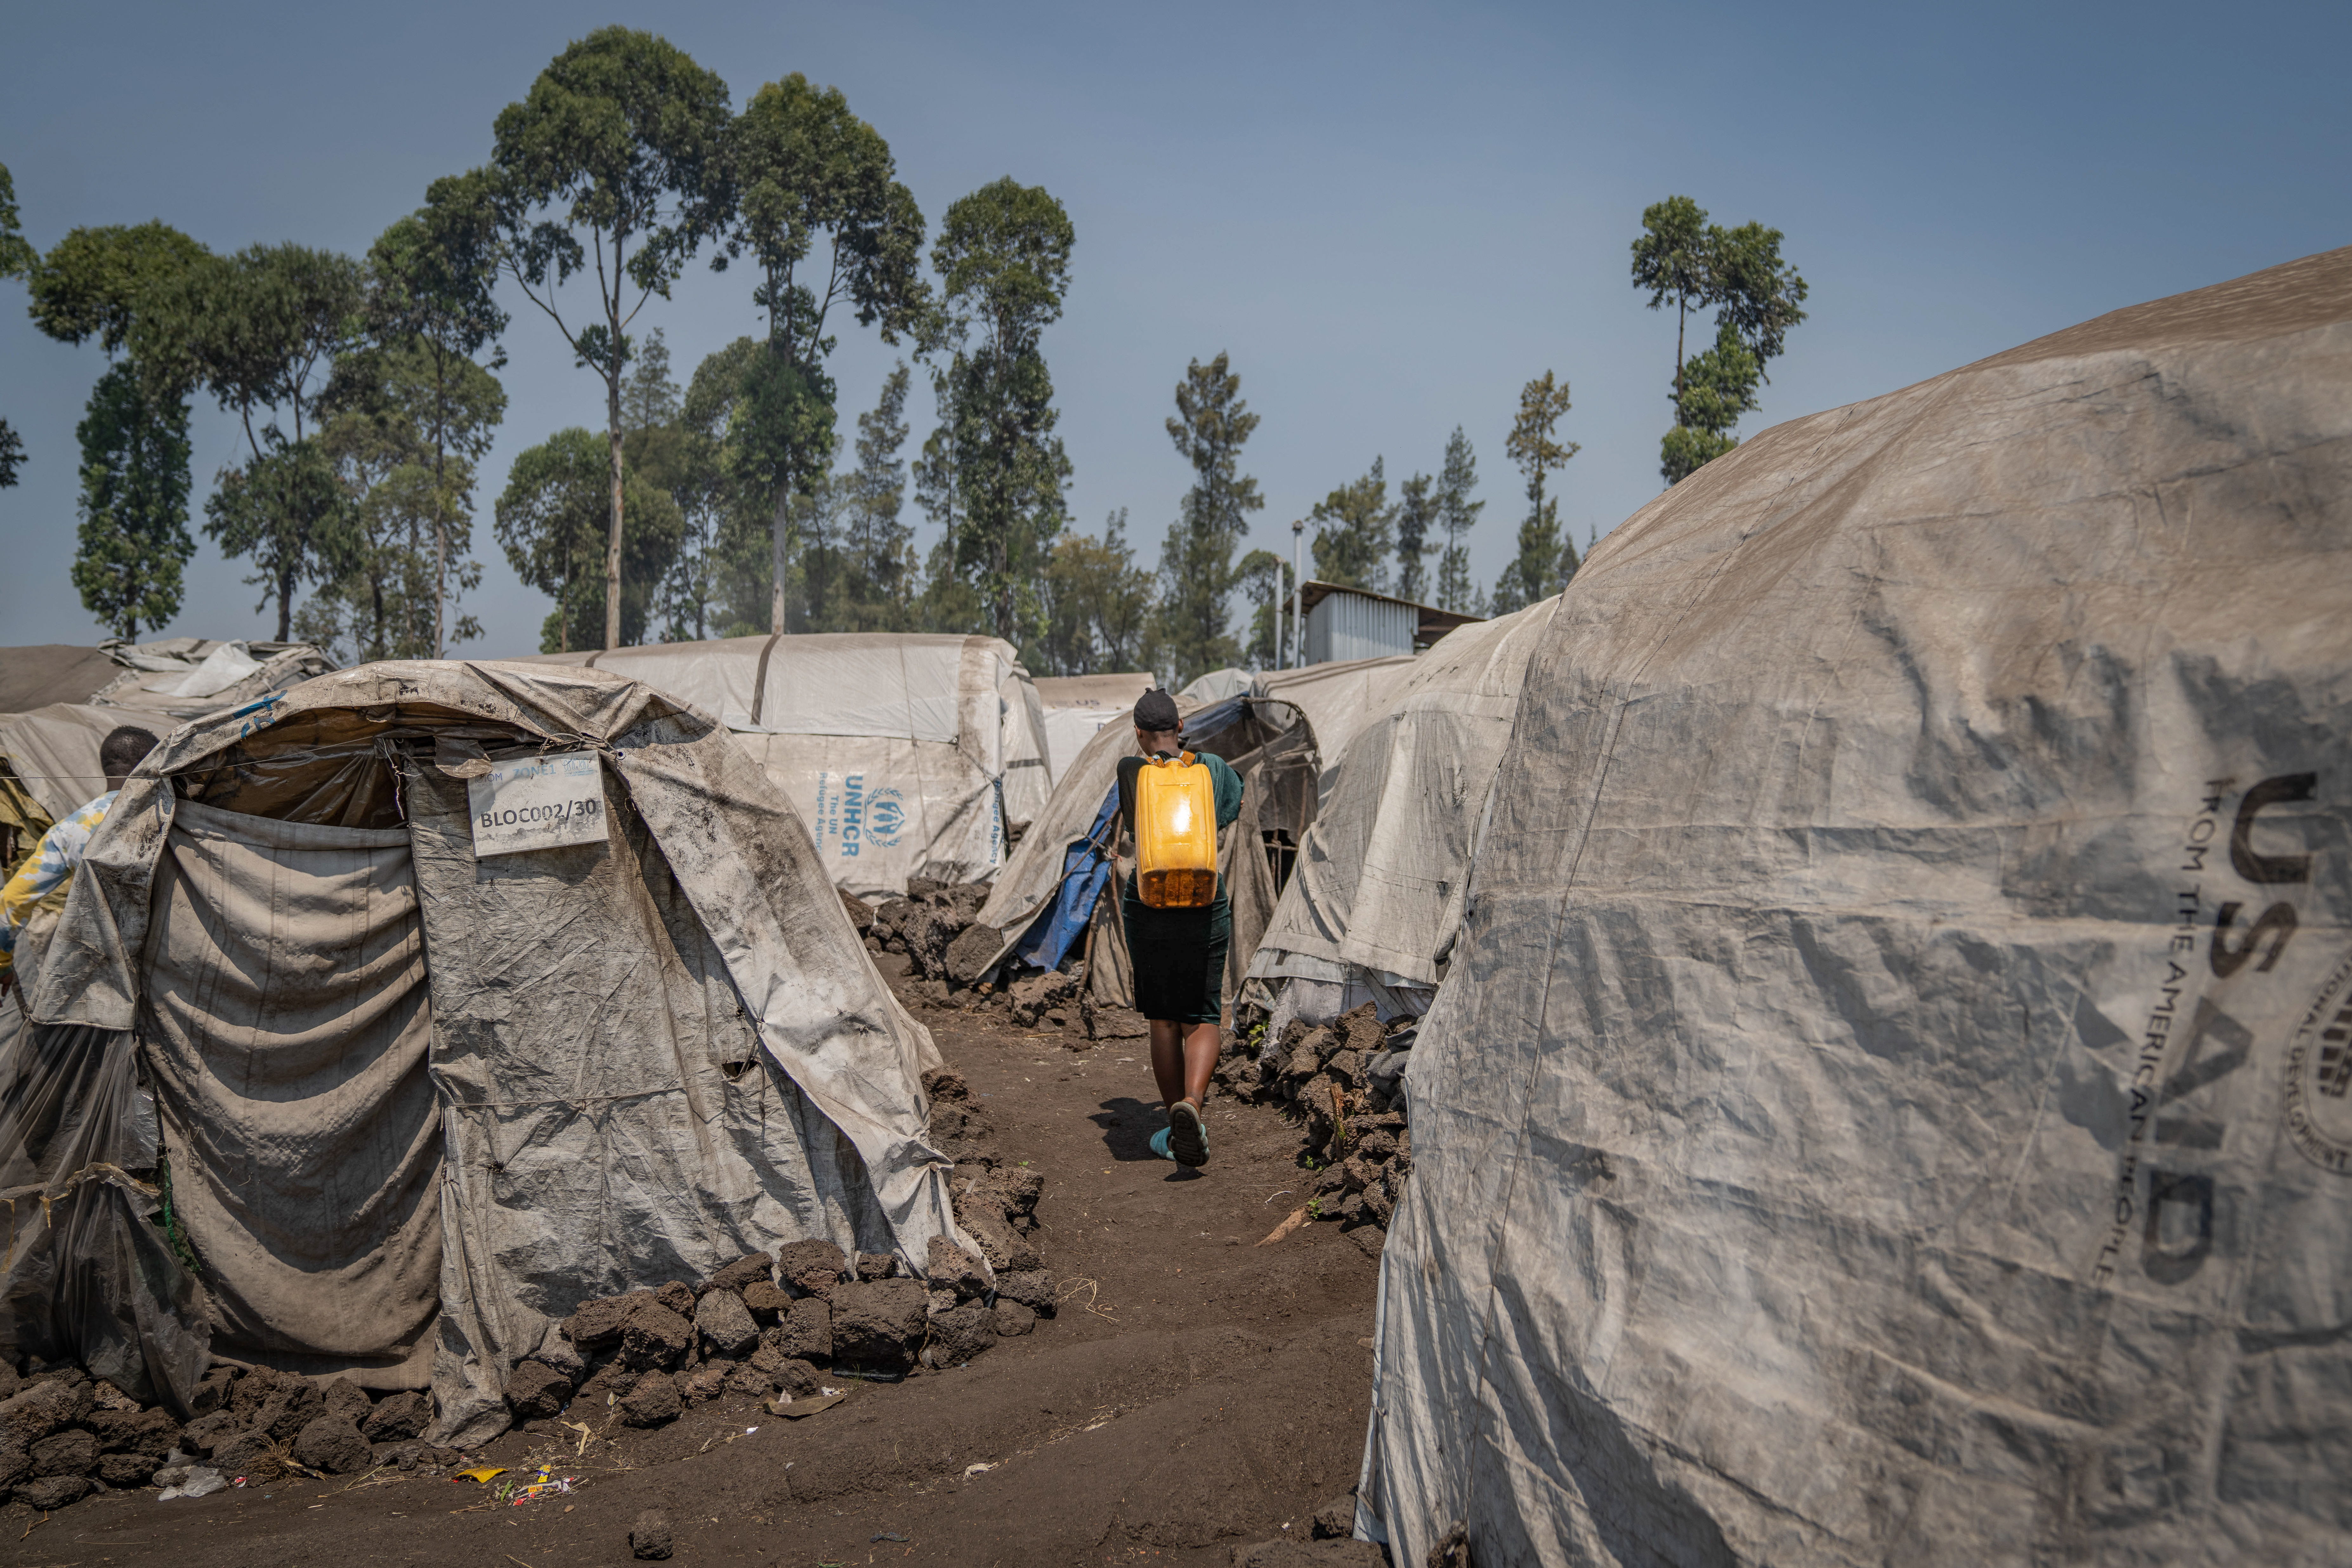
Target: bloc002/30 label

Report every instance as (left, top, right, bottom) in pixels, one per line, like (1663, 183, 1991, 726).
(465, 751, 609, 858)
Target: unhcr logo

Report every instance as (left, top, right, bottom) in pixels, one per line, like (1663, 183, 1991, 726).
(869, 788, 906, 848)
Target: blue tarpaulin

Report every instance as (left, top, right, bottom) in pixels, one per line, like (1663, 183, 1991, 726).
(1012, 785, 1118, 973)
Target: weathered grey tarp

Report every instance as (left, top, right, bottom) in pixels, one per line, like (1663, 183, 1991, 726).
(0, 639, 333, 721)
(139, 801, 440, 1388)
(1253, 656, 1416, 803)
(0, 705, 121, 824)
(518, 633, 1052, 898)
(1035, 672, 1155, 783)
(22, 661, 958, 1439)
(1177, 666, 1253, 704)
(1250, 600, 1558, 993)
(1364, 246, 2352, 1565)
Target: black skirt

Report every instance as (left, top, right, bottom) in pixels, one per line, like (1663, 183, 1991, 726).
(1122, 895, 1231, 1026)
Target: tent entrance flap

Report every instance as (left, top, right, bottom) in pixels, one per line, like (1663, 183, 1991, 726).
(139, 798, 440, 1388)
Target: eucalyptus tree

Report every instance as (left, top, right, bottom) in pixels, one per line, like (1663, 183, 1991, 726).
(833, 363, 919, 631)
(1392, 470, 1436, 604)
(25, 221, 211, 635)
(495, 427, 684, 652)
(369, 180, 509, 653)
(163, 242, 368, 639)
(1309, 458, 1393, 593)
(727, 74, 932, 633)
(1432, 426, 1484, 614)
(1157, 351, 1261, 680)
(923, 178, 1075, 654)
(302, 339, 506, 659)
(1492, 371, 1577, 613)
(488, 27, 732, 649)
(1632, 196, 1808, 484)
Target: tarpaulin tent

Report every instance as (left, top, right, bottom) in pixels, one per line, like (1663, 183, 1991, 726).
(1362, 247, 2352, 1565)
(518, 633, 1051, 900)
(1245, 600, 1558, 1032)
(973, 693, 1319, 1023)
(3, 661, 959, 1444)
(2, 641, 336, 872)
(1177, 666, 1254, 704)
(1252, 656, 1417, 806)
(1033, 672, 1156, 784)
(0, 638, 334, 720)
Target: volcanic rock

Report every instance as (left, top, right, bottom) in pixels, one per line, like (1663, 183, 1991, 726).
(29, 1428, 96, 1478)
(505, 1360, 572, 1419)
(701, 1252, 774, 1297)
(992, 1268, 1057, 1315)
(695, 1287, 760, 1357)
(926, 1235, 990, 1301)
(618, 1371, 681, 1427)
(13, 1473, 90, 1510)
(619, 1301, 694, 1370)
(292, 1414, 372, 1474)
(742, 1279, 794, 1322)
(632, 1507, 675, 1559)
(361, 1389, 429, 1443)
(774, 1238, 849, 1299)
(924, 1303, 996, 1366)
(829, 1278, 927, 1368)
(562, 1290, 652, 1349)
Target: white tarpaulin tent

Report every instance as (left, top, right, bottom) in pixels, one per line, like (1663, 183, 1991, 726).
(3, 661, 959, 1441)
(1363, 247, 2352, 1565)
(1247, 599, 1557, 1020)
(519, 633, 1052, 899)
(1033, 672, 1155, 784)
(1253, 656, 1417, 805)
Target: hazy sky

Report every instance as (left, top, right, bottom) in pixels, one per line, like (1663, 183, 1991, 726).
(3, 0, 2345, 660)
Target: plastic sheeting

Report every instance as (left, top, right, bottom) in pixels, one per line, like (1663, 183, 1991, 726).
(1363, 246, 2352, 1565)
(1253, 656, 1417, 803)
(0, 705, 122, 825)
(1250, 601, 1557, 991)
(1035, 672, 1156, 783)
(17, 659, 959, 1441)
(0, 1011, 209, 1412)
(140, 800, 441, 1388)
(520, 634, 1052, 898)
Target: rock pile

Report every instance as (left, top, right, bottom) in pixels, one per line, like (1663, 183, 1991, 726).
(866, 879, 1002, 995)
(1221, 1003, 1414, 1238)
(538, 1213, 1053, 1420)
(0, 1358, 451, 1514)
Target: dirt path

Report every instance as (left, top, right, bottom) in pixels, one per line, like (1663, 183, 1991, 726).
(2, 973, 1378, 1567)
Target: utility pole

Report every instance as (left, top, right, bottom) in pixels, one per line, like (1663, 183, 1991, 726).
(1290, 518, 1305, 668)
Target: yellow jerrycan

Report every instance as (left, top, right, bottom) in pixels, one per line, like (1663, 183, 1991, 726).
(1134, 751, 1219, 908)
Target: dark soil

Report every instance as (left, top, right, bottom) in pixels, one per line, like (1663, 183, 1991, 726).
(1, 958, 1378, 1567)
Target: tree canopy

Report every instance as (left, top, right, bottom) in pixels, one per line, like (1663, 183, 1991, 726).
(1157, 351, 1262, 682)
(922, 177, 1075, 657)
(1632, 195, 1808, 484)
(491, 26, 733, 649)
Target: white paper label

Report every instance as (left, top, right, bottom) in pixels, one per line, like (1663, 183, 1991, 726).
(465, 751, 609, 858)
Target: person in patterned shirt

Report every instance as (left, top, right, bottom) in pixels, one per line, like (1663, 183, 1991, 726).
(0, 724, 158, 994)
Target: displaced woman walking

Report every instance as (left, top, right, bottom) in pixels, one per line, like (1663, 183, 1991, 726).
(1117, 690, 1242, 1168)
